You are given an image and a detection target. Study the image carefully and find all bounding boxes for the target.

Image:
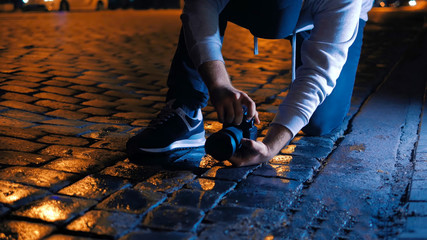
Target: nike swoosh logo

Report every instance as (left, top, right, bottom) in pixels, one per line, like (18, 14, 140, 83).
(184, 115, 202, 131)
(176, 108, 203, 131)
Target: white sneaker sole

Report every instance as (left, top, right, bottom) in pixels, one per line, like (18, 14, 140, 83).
(138, 132, 206, 153)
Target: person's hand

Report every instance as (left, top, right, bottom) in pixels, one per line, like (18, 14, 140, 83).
(229, 124, 294, 167)
(229, 138, 273, 167)
(209, 85, 259, 125)
(198, 60, 259, 125)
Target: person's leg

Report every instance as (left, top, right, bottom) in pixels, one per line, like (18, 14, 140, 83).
(126, 11, 229, 156)
(302, 19, 366, 136)
(166, 28, 210, 112)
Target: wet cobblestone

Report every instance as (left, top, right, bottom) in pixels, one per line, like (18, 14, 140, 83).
(0, 8, 425, 239)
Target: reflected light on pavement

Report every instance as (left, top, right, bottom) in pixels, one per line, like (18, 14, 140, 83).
(146, 175, 163, 186)
(281, 145, 296, 154)
(264, 235, 275, 240)
(269, 155, 293, 164)
(198, 178, 215, 191)
(33, 202, 64, 222)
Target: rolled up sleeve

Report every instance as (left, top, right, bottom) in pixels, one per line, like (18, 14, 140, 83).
(273, 0, 362, 137)
(181, 0, 230, 68)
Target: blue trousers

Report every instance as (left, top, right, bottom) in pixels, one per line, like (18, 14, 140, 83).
(166, 14, 366, 136)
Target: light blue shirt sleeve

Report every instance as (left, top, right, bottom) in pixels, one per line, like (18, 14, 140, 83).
(272, 0, 363, 137)
(181, 0, 230, 68)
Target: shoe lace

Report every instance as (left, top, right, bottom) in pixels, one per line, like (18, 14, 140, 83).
(147, 107, 176, 129)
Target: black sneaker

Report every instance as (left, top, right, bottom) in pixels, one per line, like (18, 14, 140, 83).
(126, 102, 205, 154)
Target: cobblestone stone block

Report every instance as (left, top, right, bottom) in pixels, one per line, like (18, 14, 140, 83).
(221, 189, 296, 212)
(46, 71, 79, 78)
(97, 188, 166, 214)
(142, 204, 204, 232)
(135, 171, 196, 193)
(0, 84, 36, 94)
(184, 178, 237, 193)
(237, 175, 303, 193)
(52, 76, 96, 86)
(37, 135, 90, 146)
(100, 161, 159, 182)
(0, 109, 47, 122)
(0, 166, 77, 191)
(284, 156, 321, 170)
(3, 80, 41, 89)
(0, 220, 55, 240)
(31, 125, 87, 136)
(66, 210, 141, 238)
(90, 137, 129, 151)
(15, 71, 52, 79)
(281, 143, 332, 160)
(78, 107, 116, 116)
(45, 109, 88, 120)
(12, 195, 97, 224)
(0, 180, 49, 207)
(168, 189, 226, 212)
(0, 126, 46, 140)
(81, 99, 121, 109)
(201, 165, 260, 182)
(199, 205, 286, 239)
(0, 136, 46, 152)
(253, 163, 315, 182)
(0, 151, 54, 166)
(0, 116, 34, 128)
(33, 92, 82, 104)
(0, 100, 48, 113)
(35, 100, 82, 111)
(69, 85, 103, 93)
(3, 76, 42, 84)
(41, 80, 72, 88)
(85, 116, 132, 125)
(86, 124, 132, 135)
(1, 92, 38, 103)
(42, 157, 108, 174)
(40, 145, 126, 162)
(113, 112, 156, 120)
(58, 174, 130, 200)
(76, 92, 116, 102)
(205, 205, 286, 225)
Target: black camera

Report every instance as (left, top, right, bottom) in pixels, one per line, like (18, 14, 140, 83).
(205, 110, 257, 161)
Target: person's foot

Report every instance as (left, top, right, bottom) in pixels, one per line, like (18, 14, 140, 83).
(126, 101, 205, 154)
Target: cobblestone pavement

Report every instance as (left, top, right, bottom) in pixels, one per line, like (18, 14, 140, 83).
(0, 9, 426, 240)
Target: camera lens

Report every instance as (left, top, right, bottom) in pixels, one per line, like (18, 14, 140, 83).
(205, 126, 243, 161)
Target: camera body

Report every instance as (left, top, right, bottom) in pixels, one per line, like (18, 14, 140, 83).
(205, 111, 257, 161)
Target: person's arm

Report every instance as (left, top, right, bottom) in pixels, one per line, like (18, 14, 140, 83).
(182, 0, 259, 124)
(273, 0, 362, 136)
(229, 0, 363, 166)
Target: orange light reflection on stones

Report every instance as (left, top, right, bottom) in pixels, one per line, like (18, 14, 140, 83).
(198, 178, 215, 191)
(33, 202, 64, 222)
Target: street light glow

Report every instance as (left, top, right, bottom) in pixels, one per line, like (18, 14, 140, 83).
(409, 0, 417, 6)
